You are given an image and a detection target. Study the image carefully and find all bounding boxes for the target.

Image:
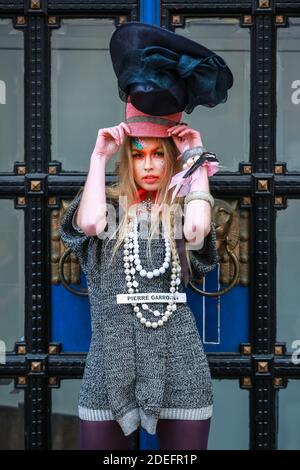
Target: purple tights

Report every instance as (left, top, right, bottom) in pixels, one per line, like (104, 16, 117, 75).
(157, 418, 211, 450)
(80, 418, 211, 450)
(80, 419, 131, 450)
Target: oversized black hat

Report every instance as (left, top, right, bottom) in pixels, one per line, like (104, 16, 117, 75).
(109, 21, 234, 116)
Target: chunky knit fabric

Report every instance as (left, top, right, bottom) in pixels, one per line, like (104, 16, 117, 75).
(59, 192, 220, 436)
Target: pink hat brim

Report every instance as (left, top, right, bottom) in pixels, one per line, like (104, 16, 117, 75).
(125, 100, 182, 138)
(128, 121, 174, 138)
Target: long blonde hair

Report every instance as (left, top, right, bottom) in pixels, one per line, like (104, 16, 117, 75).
(105, 135, 190, 267)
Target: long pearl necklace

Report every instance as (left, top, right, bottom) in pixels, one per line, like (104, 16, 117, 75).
(123, 198, 182, 328)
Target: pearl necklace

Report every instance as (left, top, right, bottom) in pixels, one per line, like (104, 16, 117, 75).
(123, 198, 182, 328)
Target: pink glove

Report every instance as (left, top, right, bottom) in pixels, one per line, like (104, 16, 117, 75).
(91, 122, 131, 164)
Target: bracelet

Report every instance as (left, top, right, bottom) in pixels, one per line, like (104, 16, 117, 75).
(181, 148, 219, 180)
(184, 191, 215, 209)
(181, 146, 207, 165)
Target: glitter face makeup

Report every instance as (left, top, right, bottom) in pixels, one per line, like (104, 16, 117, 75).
(132, 137, 146, 150)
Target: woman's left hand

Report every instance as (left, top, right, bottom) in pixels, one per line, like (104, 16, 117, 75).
(167, 124, 203, 156)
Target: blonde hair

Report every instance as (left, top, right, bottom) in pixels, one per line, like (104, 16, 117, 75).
(77, 135, 194, 276)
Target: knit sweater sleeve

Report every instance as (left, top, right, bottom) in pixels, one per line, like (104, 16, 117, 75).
(59, 192, 100, 276)
(186, 221, 220, 279)
(71, 207, 84, 233)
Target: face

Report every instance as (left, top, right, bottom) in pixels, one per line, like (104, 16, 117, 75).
(130, 137, 166, 191)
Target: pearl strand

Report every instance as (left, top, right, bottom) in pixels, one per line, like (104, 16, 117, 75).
(123, 216, 182, 329)
(131, 217, 171, 279)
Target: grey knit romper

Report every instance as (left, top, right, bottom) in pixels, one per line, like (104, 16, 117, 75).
(59, 192, 220, 437)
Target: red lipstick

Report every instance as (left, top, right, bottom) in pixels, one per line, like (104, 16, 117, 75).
(142, 176, 159, 184)
(142, 175, 159, 181)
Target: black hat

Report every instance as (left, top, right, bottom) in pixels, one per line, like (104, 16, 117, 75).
(109, 22, 234, 116)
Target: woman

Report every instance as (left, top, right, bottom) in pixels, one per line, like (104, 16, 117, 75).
(59, 100, 220, 450)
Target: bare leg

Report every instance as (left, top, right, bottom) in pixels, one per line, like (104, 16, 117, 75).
(79, 419, 131, 450)
(157, 418, 211, 450)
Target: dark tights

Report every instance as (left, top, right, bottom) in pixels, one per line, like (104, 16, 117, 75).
(80, 419, 131, 450)
(157, 418, 211, 450)
(80, 418, 211, 450)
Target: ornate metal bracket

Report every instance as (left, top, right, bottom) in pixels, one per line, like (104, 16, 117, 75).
(59, 248, 88, 297)
(188, 237, 239, 297)
(187, 197, 248, 297)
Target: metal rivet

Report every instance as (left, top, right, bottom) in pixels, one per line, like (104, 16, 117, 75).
(172, 15, 182, 25)
(274, 165, 283, 174)
(118, 16, 128, 24)
(18, 376, 27, 385)
(31, 180, 41, 191)
(48, 166, 57, 174)
(16, 16, 26, 25)
(257, 361, 268, 373)
(31, 0, 40, 9)
(258, 179, 268, 191)
(48, 345, 59, 354)
(259, 0, 269, 8)
(48, 197, 57, 205)
(17, 166, 26, 175)
(243, 165, 252, 174)
(48, 16, 57, 25)
(242, 196, 251, 205)
(31, 361, 42, 372)
(49, 377, 58, 386)
(275, 345, 284, 355)
(243, 16, 253, 24)
(243, 377, 252, 386)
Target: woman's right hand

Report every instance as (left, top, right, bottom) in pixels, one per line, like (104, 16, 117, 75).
(91, 122, 131, 164)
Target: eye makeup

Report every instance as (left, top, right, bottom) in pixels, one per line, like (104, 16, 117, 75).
(131, 145, 164, 154)
(131, 151, 165, 159)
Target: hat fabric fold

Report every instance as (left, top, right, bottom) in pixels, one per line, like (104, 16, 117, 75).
(110, 22, 234, 116)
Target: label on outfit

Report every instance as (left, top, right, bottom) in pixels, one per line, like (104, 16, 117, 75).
(116, 292, 187, 304)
